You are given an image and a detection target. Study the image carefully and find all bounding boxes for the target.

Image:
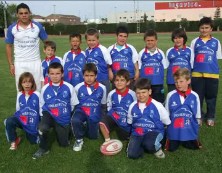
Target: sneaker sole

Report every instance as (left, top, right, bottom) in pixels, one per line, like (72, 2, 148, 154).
(32, 150, 49, 160)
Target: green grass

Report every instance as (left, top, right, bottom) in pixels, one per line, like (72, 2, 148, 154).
(0, 32, 222, 173)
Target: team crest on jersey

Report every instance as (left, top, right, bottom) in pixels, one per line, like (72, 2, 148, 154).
(66, 58, 70, 63)
(111, 50, 115, 55)
(211, 41, 216, 47)
(19, 102, 24, 107)
(32, 99, 37, 106)
(190, 100, 195, 108)
(124, 49, 128, 54)
(149, 110, 154, 118)
(94, 51, 98, 57)
(63, 91, 68, 98)
(171, 101, 177, 107)
(46, 94, 51, 100)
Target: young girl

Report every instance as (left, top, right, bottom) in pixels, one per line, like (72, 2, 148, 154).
(166, 28, 194, 92)
(4, 72, 40, 150)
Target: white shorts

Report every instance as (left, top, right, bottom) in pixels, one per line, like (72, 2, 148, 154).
(15, 59, 43, 92)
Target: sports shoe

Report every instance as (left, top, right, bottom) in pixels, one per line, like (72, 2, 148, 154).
(32, 148, 49, 159)
(154, 149, 165, 159)
(73, 139, 83, 151)
(9, 137, 21, 150)
(206, 120, 215, 127)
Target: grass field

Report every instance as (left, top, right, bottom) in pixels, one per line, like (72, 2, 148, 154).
(0, 32, 222, 173)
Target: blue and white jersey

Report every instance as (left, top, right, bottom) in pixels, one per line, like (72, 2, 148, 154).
(127, 98, 170, 136)
(138, 48, 167, 85)
(5, 20, 48, 62)
(108, 43, 138, 78)
(165, 89, 201, 141)
(85, 45, 112, 82)
(14, 91, 40, 135)
(40, 81, 79, 126)
(166, 46, 193, 84)
(75, 81, 106, 123)
(63, 49, 86, 87)
(190, 37, 222, 74)
(41, 56, 63, 84)
(107, 88, 136, 132)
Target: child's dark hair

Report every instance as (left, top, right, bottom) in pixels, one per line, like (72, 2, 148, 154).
(173, 68, 191, 81)
(69, 33, 82, 41)
(18, 72, 36, 91)
(144, 29, 157, 40)
(85, 28, 99, 39)
(83, 63, 97, 75)
(134, 78, 151, 90)
(199, 17, 213, 28)
(48, 62, 64, 73)
(116, 25, 129, 36)
(44, 41, 56, 51)
(16, 3, 30, 13)
(171, 28, 187, 44)
(115, 69, 130, 81)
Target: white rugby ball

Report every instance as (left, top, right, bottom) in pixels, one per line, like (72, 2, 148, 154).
(100, 139, 123, 156)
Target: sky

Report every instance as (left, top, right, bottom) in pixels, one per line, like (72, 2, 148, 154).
(7, 1, 155, 21)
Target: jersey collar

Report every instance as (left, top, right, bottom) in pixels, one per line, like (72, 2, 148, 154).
(84, 81, 99, 89)
(144, 47, 159, 54)
(22, 90, 34, 96)
(116, 87, 129, 97)
(45, 55, 55, 61)
(49, 80, 64, 87)
(71, 48, 81, 55)
(16, 20, 33, 31)
(174, 45, 186, 51)
(137, 97, 152, 106)
(176, 88, 191, 98)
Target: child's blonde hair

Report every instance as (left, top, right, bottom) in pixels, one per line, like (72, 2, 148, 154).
(18, 72, 36, 91)
(173, 68, 191, 81)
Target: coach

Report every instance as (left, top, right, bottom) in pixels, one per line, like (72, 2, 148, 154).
(5, 3, 48, 91)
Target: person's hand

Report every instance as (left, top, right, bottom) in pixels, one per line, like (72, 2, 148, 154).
(9, 64, 15, 76)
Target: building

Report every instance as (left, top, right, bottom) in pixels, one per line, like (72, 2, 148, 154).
(32, 15, 45, 23)
(155, 1, 222, 22)
(44, 14, 81, 25)
(107, 10, 154, 24)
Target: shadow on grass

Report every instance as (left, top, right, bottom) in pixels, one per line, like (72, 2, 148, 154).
(86, 148, 113, 173)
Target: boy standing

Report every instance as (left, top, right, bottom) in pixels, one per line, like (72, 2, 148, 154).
(41, 41, 62, 86)
(166, 28, 193, 92)
(138, 30, 167, 103)
(190, 17, 222, 126)
(63, 33, 86, 87)
(108, 25, 139, 89)
(5, 3, 48, 91)
(32, 62, 79, 159)
(165, 68, 202, 152)
(127, 78, 171, 159)
(71, 63, 106, 151)
(85, 28, 113, 94)
(100, 69, 136, 143)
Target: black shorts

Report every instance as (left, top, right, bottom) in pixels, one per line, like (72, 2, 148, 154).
(165, 139, 201, 152)
(100, 115, 130, 140)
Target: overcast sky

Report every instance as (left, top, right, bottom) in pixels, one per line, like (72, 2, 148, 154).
(8, 1, 155, 21)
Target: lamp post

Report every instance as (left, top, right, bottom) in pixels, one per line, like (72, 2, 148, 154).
(53, 4, 56, 25)
(2, 1, 8, 37)
(114, 6, 117, 23)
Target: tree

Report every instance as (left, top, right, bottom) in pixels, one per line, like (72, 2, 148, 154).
(180, 18, 190, 31)
(214, 18, 222, 31)
(0, 2, 17, 28)
(146, 20, 156, 30)
(143, 13, 148, 23)
(214, 7, 221, 19)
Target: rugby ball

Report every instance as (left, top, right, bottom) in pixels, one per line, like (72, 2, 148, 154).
(100, 139, 123, 156)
